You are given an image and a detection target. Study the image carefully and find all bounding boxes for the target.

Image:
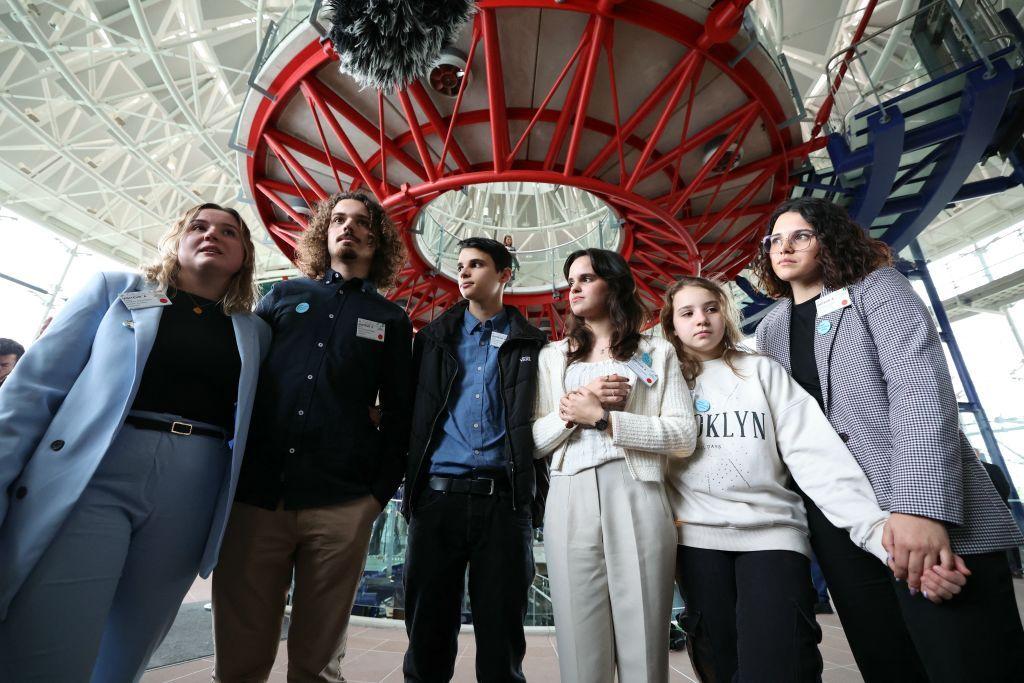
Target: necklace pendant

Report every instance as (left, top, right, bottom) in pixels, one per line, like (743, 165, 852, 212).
(193, 306, 203, 315)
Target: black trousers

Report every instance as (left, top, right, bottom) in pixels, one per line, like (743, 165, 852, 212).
(675, 546, 823, 683)
(803, 494, 1024, 683)
(403, 486, 535, 683)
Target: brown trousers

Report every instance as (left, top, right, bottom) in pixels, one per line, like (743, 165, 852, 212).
(211, 496, 381, 682)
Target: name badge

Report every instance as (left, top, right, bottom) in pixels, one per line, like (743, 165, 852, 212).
(490, 331, 508, 349)
(816, 287, 852, 317)
(119, 290, 171, 310)
(356, 318, 386, 342)
(626, 355, 659, 386)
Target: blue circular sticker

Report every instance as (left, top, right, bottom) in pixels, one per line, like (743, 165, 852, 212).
(695, 399, 711, 413)
(295, 302, 310, 313)
(816, 319, 832, 335)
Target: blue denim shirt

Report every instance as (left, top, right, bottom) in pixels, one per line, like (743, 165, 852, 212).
(429, 308, 510, 475)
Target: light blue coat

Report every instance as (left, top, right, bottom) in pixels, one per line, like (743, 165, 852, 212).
(0, 271, 270, 619)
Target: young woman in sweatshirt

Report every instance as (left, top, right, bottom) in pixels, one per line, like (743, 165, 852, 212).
(752, 197, 1023, 682)
(661, 276, 963, 682)
(532, 248, 697, 683)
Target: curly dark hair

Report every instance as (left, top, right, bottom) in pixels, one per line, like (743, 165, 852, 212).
(295, 191, 406, 288)
(563, 248, 647, 365)
(750, 197, 892, 299)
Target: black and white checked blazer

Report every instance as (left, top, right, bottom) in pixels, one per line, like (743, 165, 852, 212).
(756, 266, 1023, 555)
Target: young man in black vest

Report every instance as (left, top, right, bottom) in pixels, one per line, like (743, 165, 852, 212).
(403, 237, 548, 682)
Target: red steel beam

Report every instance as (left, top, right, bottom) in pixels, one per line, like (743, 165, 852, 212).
(397, 90, 439, 182)
(811, 0, 879, 138)
(624, 52, 704, 191)
(480, 7, 511, 171)
(563, 13, 613, 176)
(409, 82, 472, 173)
(264, 132, 328, 204)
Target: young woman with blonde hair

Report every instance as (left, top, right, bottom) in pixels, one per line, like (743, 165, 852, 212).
(0, 202, 270, 682)
(661, 275, 905, 681)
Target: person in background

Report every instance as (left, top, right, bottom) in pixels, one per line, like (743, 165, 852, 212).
(0, 203, 268, 681)
(534, 248, 697, 683)
(977, 449, 1024, 579)
(0, 338, 25, 390)
(754, 196, 1023, 682)
(402, 236, 547, 683)
(212, 191, 413, 683)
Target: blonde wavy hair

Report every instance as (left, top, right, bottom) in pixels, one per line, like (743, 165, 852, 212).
(294, 192, 406, 288)
(141, 202, 259, 313)
(660, 276, 750, 387)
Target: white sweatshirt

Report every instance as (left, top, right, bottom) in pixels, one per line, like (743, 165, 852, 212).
(665, 354, 888, 562)
(532, 335, 697, 482)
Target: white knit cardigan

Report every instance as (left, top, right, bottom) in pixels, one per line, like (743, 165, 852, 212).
(531, 335, 698, 481)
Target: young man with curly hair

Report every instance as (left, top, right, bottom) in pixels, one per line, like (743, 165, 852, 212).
(212, 192, 414, 683)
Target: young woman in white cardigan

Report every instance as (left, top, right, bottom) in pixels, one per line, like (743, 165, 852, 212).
(660, 276, 968, 682)
(532, 248, 697, 683)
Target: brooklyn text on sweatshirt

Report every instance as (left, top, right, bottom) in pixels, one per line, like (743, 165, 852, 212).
(695, 411, 767, 440)
(666, 354, 888, 562)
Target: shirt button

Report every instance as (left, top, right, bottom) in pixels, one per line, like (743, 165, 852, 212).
(298, 410, 304, 416)
(476, 366, 482, 372)
(288, 448, 296, 454)
(474, 449, 480, 455)
(50, 440, 65, 451)
(307, 374, 313, 380)
(475, 394, 481, 400)
(329, 314, 335, 319)
(317, 342, 324, 348)
(473, 423, 479, 429)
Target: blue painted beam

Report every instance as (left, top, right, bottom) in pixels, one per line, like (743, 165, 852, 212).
(848, 108, 905, 226)
(885, 60, 1015, 253)
(876, 175, 1021, 217)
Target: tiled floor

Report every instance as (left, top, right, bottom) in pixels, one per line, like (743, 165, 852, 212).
(143, 578, 1024, 683)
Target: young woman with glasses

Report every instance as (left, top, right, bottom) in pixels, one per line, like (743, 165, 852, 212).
(752, 196, 1024, 682)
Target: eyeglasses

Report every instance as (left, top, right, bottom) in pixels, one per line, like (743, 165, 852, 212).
(761, 230, 818, 254)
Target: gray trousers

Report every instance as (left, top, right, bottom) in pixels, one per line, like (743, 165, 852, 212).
(0, 412, 229, 682)
(545, 458, 676, 683)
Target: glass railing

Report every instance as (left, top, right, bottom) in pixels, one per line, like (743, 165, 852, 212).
(822, 0, 1023, 145)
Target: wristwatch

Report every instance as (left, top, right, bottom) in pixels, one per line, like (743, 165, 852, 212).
(593, 409, 610, 431)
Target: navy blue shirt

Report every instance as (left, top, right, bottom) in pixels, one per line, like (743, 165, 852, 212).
(429, 308, 510, 475)
(235, 269, 413, 509)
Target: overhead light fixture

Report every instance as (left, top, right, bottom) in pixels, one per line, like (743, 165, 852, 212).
(428, 48, 468, 98)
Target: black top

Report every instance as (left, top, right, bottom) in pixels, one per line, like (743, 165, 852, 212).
(982, 461, 1012, 505)
(132, 290, 240, 429)
(235, 269, 414, 510)
(789, 295, 824, 411)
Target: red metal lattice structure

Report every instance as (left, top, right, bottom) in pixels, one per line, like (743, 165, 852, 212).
(242, 0, 828, 335)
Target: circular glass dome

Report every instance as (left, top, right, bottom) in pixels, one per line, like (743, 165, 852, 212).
(412, 182, 624, 294)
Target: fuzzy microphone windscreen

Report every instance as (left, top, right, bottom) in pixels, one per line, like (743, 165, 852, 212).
(327, 0, 476, 92)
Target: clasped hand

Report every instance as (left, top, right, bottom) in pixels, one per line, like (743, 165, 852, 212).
(885, 513, 972, 604)
(559, 374, 631, 427)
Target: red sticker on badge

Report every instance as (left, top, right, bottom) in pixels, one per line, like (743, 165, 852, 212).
(841, 299, 848, 306)
(646, 378, 652, 383)
(160, 298, 168, 303)
(377, 334, 383, 340)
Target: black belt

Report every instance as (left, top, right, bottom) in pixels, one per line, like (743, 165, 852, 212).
(125, 415, 226, 439)
(428, 475, 510, 496)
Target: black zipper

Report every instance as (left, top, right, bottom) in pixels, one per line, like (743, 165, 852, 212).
(411, 342, 458, 514)
(496, 341, 517, 510)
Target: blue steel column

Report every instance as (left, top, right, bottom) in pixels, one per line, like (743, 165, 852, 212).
(908, 240, 1024, 530)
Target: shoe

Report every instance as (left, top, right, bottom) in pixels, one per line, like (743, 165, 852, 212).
(814, 601, 834, 615)
(1012, 570, 1023, 579)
